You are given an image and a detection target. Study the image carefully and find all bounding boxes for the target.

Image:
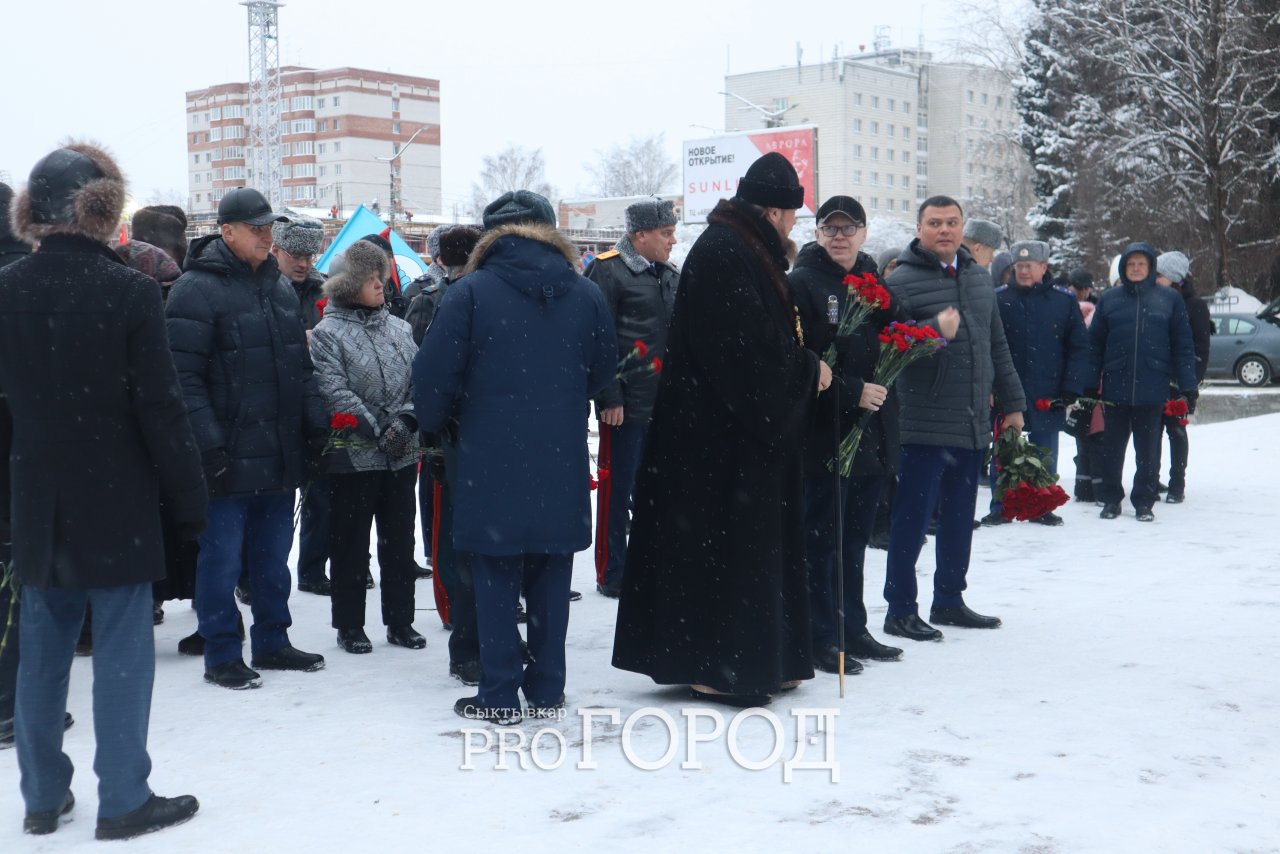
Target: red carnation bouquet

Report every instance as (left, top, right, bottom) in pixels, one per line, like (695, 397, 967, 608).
(324, 412, 379, 454)
(616, 339, 663, 381)
(1163, 397, 1189, 426)
(823, 272, 893, 367)
(991, 426, 1070, 521)
(830, 320, 947, 477)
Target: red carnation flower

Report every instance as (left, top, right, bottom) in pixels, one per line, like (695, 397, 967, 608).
(330, 413, 359, 431)
(1163, 398, 1189, 418)
(316, 297, 328, 318)
(1035, 399, 1053, 412)
(634, 340, 649, 358)
(651, 357, 663, 374)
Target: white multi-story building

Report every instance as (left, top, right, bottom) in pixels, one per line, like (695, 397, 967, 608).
(722, 50, 1032, 232)
(185, 66, 441, 219)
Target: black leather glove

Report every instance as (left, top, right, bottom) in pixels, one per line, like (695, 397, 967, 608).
(1060, 391, 1079, 406)
(1181, 389, 1199, 414)
(379, 416, 417, 459)
(202, 448, 232, 497)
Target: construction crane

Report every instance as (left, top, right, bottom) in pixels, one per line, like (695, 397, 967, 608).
(242, 0, 284, 208)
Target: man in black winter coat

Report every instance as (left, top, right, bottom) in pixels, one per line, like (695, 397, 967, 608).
(792, 195, 909, 672)
(585, 199, 679, 599)
(0, 143, 204, 839)
(271, 214, 331, 596)
(1155, 251, 1211, 503)
(166, 187, 328, 689)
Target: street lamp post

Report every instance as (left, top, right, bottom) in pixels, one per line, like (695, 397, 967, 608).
(374, 125, 428, 231)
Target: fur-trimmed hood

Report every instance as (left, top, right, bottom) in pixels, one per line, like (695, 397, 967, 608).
(463, 221, 581, 300)
(11, 140, 127, 245)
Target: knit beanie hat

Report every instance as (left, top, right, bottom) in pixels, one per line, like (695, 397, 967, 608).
(1157, 251, 1190, 284)
(734, 152, 804, 209)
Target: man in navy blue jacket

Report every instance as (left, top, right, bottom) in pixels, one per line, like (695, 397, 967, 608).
(413, 191, 616, 724)
(983, 240, 1089, 526)
(1087, 242, 1197, 521)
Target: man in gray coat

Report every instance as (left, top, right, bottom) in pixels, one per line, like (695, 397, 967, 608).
(882, 196, 1025, 642)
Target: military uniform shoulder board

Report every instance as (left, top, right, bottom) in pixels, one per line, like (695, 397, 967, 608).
(994, 284, 1009, 293)
(595, 249, 620, 260)
(422, 281, 442, 295)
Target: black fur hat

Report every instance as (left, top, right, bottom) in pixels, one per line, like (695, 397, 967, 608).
(131, 206, 188, 261)
(437, 225, 481, 268)
(12, 140, 127, 244)
(735, 152, 804, 210)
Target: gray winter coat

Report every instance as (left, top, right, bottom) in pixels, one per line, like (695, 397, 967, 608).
(885, 241, 1026, 449)
(310, 303, 420, 473)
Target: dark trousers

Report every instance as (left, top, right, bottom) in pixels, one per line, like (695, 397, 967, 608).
(196, 493, 295, 668)
(0, 578, 17, 722)
(418, 464, 434, 566)
(1163, 415, 1189, 494)
(593, 421, 648, 586)
(435, 480, 479, 665)
(990, 428, 1059, 513)
(1074, 432, 1105, 499)
(16, 582, 154, 818)
(1100, 404, 1163, 510)
(328, 467, 417, 629)
(803, 473, 883, 650)
(885, 445, 983, 618)
(471, 552, 572, 710)
(296, 477, 331, 586)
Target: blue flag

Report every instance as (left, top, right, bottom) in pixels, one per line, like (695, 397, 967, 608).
(315, 204, 429, 287)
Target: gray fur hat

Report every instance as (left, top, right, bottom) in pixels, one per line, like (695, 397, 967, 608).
(272, 214, 325, 256)
(324, 241, 390, 307)
(1010, 240, 1050, 263)
(625, 199, 677, 233)
(12, 140, 127, 244)
(1157, 251, 1190, 283)
(962, 218, 1003, 249)
(427, 223, 449, 259)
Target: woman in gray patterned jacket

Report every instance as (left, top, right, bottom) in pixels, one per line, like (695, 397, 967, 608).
(310, 241, 425, 655)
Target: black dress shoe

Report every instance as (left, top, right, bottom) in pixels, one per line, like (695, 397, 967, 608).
(449, 659, 483, 686)
(298, 577, 332, 596)
(515, 601, 527, 624)
(95, 793, 199, 841)
(24, 790, 74, 835)
(568, 589, 582, 602)
(1156, 480, 1168, 493)
(203, 660, 262, 690)
(336, 629, 373, 654)
(812, 645, 864, 674)
(153, 603, 165, 625)
(596, 578, 622, 599)
(527, 694, 567, 719)
(1100, 503, 1121, 519)
(884, 614, 944, 642)
(454, 696, 522, 725)
(252, 645, 325, 671)
(930, 604, 1002, 629)
(1135, 507, 1155, 522)
(177, 631, 204, 657)
(234, 583, 253, 606)
(847, 631, 904, 661)
(1032, 512, 1064, 526)
(688, 686, 772, 708)
(1165, 491, 1184, 504)
(364, 575, 375, 589)
(412, 562, 433, 579)
(980, 511, 1010, 527)
(0, 712, 73, 750)
(386, 625, 426, 649)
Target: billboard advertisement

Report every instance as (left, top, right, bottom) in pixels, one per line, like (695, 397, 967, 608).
(681, 126, 818, 224)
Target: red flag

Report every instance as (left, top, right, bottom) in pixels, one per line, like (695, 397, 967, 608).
(379, 227, 391, 240)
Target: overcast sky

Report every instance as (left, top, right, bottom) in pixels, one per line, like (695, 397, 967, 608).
(2, 0, 985, 215)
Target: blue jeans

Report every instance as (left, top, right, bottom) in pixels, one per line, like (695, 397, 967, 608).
(594, 421, 648, 587)
(196, 493, 296, 667)
(989, 428, 1059, 514)
(296, 477, 331, 586)
(471, 552, 572, 710)
(16, 583, 154, 819)
(884, 445, 983, 618)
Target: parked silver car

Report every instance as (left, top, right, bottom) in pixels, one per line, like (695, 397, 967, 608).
(1207, 312, 1280, 386)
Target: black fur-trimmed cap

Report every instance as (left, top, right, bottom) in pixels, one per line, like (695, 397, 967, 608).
(482, 190, 556, 230)
(734, 152, 804, 210)
(12, 140, 127, 244)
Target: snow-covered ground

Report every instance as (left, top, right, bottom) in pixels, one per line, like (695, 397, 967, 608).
(3, 413, 1279, 852)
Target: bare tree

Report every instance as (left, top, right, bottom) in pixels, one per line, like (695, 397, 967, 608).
(469, 145, 556, 219)
(145, 187, 187, 208)
(585, 133, 678, 198)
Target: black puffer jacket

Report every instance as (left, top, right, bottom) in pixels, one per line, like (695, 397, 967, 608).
(886, 240, 1025, 449)
(791, 242, 903, 477)
(166, 234, 326, 497)
(584, 234, 678, 423)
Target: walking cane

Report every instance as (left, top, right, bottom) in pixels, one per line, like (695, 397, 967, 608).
(826, 295, 847, 698)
